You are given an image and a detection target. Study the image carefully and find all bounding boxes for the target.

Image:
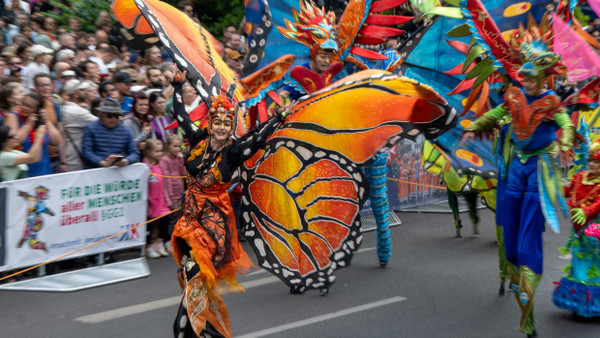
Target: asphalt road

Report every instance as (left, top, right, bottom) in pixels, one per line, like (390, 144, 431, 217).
(1, 210, 599, 338)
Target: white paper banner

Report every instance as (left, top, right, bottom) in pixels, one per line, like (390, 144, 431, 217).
(0, 164, 149, 272)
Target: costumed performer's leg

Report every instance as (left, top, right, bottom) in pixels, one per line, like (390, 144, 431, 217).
(171, 195, 249, 338)
(364, 153, 392, 267)
(516, 189, 544, 335)
(495, 177, 510, 295)
(464, 191, 479, 234)
(501, 159, 527, 326)
(446, 189, 462, 237)
(503, 157, 543, 335)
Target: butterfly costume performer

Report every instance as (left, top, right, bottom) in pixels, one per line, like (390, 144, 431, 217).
(453, 1, 577, 335)
(112, 0, 457, 336)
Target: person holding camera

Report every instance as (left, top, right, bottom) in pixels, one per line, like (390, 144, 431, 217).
(81, 98, 139, 168)
(0, 124, 47, 181)
(3, 92, 61, 177)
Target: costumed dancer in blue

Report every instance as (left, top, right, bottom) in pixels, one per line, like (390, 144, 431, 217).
(553, 141, 600, 317)
(345, 47, 403, 268)
(461, 44, 575, 336)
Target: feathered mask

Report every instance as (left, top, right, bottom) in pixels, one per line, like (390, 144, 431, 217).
(277, 1, 339, 60)
(512, 20, 566, 80)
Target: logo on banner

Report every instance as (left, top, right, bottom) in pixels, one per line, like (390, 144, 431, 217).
(16, 186, 54, 252)
(118, 224, 141, 242)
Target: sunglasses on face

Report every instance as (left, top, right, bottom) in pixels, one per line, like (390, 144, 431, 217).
(104, 114, 120, 119)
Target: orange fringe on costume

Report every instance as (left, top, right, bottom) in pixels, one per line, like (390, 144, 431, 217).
(171, 142, 252, 292)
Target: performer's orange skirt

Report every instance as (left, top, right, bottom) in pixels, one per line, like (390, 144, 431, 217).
(171, 176, 252, 337)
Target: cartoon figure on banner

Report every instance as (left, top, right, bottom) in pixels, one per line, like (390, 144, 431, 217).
(16, 186, 54, 252)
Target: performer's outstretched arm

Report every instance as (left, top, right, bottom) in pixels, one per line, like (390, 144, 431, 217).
(228, 112, 285, 165)
(170, 81, 208, 147)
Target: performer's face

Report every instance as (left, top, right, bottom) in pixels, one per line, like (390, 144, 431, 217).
(312, 50, 334, 74)
(522, 76, 545, 97)
(589, 158, 600, 176)
(210, 118, 232, 144)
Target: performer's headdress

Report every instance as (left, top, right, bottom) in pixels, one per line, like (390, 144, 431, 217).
(512, 20, 565, 81)
(277, 1, 339, 60)
(208, 95, 236, 133)
(590, 141, 600, 161)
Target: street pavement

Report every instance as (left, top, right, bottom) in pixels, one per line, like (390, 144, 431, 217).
(1, 210, 599, 337)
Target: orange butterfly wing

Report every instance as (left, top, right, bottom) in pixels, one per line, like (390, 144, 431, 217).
(113, 0, 238, 104)
(242, 70, 456, 290)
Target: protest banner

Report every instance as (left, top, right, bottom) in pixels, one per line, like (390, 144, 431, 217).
(0, 164, 149, 273)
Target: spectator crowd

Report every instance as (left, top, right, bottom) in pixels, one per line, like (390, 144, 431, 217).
(0, 0, 256, 263)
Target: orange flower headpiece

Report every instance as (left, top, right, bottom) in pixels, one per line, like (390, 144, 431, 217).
(208, 95, 236, 123)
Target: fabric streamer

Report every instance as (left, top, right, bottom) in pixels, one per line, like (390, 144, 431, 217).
(552, 13, 600, 82)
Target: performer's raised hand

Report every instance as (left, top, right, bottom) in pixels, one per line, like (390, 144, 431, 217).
(172, 70, 187, 85)
(278, 100, 297, 122)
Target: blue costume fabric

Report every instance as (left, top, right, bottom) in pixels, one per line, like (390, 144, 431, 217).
(362, 152, 392, 266)
(553, 228, 600, 317)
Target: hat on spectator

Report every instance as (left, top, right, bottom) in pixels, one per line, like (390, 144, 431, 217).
(60, 70, 77, 78)
(130, 84, 148, 93)
(30, 44, 54, 57)
(78, 80, 97, 91)
(63, 79, 82, 96)
(225, 49, 243, 60)
(115, 72, 135, 83)
(96, 98, 123, 114)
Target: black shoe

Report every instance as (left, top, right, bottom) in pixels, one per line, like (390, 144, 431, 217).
(499, 278, 506, 296)
(290, 286, 303, 294)
(238, 234, 246, 242)
(320, 287, 329, 296)
(527, 329, 537, 337)
(379, 262, 387, 268)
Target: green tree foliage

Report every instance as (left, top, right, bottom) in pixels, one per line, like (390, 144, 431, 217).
(573, 7, 590, 27)
(187, 0, 245, 39)
(42, 0, 245, 39)
(43, 0, 112, 33)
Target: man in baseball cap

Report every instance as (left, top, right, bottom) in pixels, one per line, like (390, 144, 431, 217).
(22, 45, 53, 92)
(115, 72, 135, 113)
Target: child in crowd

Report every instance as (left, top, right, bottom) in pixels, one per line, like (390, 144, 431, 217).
(143, 138, 171, 258)
(159, 134, 186, 253)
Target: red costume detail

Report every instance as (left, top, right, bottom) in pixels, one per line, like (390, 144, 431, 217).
(564, 172, 600, 232)
(289, 62, 344, 94)
(503, 87, 563, 140)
